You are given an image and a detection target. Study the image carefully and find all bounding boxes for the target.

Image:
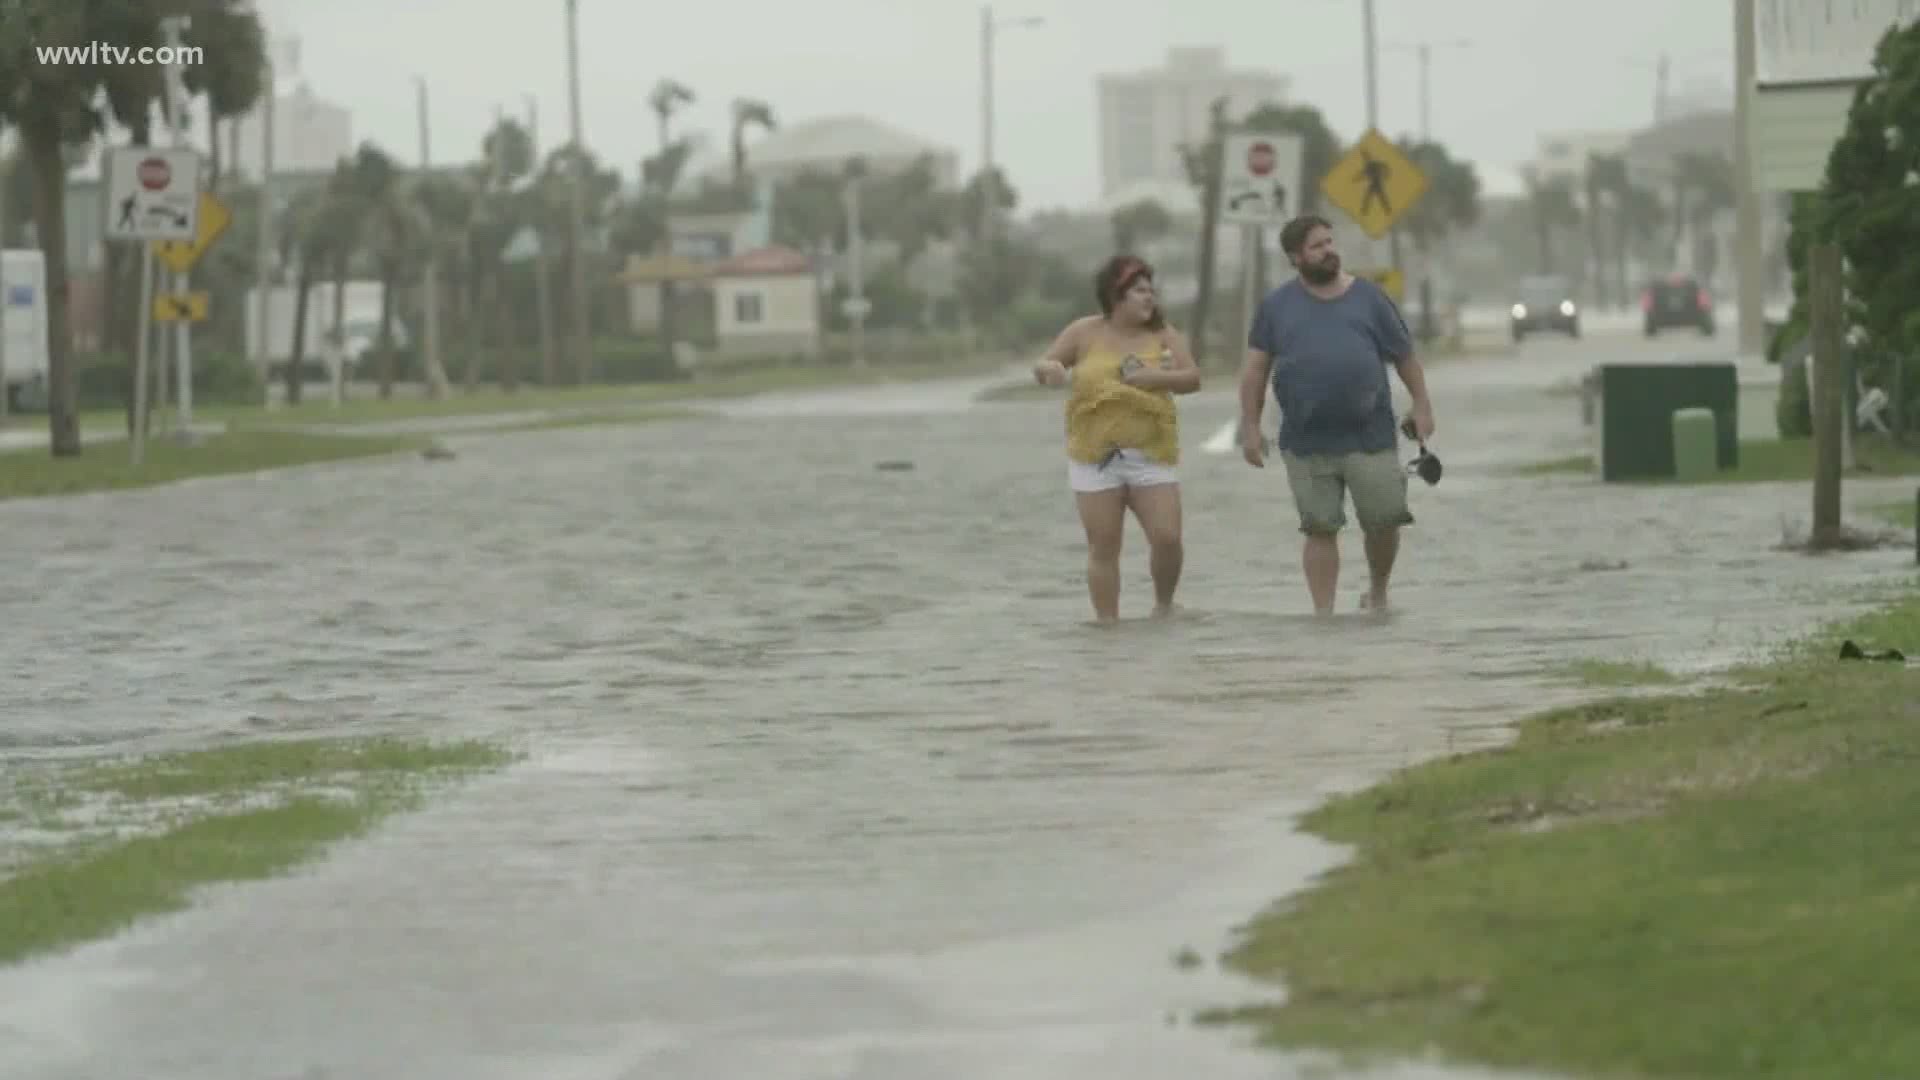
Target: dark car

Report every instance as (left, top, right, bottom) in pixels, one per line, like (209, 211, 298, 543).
(1643, 274, 1715, 336)
(1509, 275, 1580, 341)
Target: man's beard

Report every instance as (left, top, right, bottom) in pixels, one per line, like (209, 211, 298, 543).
(1298, 255, 1340, 285)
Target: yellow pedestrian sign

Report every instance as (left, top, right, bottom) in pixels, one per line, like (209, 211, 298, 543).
(1320, 127, 1428, 240)
(153, 291, 209, 322)
(152, 191, 231, 274)
(1358, 268, 1404, 302)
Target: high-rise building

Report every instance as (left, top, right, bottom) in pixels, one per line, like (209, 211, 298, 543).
(1095, 47, 1288, 199)
(227, 37, 354, 179)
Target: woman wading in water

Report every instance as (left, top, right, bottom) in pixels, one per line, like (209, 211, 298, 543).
(1032, 256, 1201, 622)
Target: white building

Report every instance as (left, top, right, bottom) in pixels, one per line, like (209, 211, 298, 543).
(1522, 130, 1635, 186)
(694, 115, 959, 187)
(227, 81, 353, 180)
(226, 39, 353, 180)
(1096, 46, 1288, 198)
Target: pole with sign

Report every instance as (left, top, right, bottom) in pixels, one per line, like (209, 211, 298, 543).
(103, 145, 201, 464)
(1217, 131, 1304, 366)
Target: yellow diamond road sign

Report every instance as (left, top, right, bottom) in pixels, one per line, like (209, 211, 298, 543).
(152, 191, 231, 274)
(1360, 268, 1404, 302)
(1320, 127, 1429, 240)
(152, 291, 209, 323)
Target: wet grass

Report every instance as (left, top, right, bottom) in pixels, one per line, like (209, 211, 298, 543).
(1553, 657, 1682, 687)
(0, 736, 512, 967)
(143, 356, 1012, 430)
(1519, 434, 1920, 484)
(0, 429, 430, 501)
(1866, 498, 1916, 530)
(1203, 579, 1920, 1079)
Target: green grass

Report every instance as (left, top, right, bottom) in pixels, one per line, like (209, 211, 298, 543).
(1202, 580, 1920, 1079)
(0, 736, 512, 967)
(0, 429, 430, 501)
(1866, 498, 1917, 530)
(1520, 435, 1920, 484)
(1553, 658, 1683, 688)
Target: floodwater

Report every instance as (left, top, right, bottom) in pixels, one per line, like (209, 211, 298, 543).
(0, 335, 1913, 1079)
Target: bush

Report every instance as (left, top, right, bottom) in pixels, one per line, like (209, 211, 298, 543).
(1777, 352, 1812, 439)
(72, 349, 262, 412)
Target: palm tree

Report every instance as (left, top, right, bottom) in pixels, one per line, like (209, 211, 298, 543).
(1177, 96, 1229, 364)
(179, 3, 266, 189)
(0, 0, 264, 455)
(1398, 138, 1483, 255)
(478, 115, 547, 388)
(730, 98, 776, 186)
(1672, 151, 1733, 284)
(1583, 153, 1629, 307)
(644, 79, 695, 363)
(1524, 170, 1582, 274)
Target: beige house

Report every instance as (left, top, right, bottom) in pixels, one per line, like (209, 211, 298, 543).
(708, 246, 819, 358)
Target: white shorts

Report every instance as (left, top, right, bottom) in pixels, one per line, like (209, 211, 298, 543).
(1067, 448, 1179, 493)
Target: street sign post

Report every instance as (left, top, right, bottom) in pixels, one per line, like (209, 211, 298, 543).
(153, 191, 231, 275)
(1320, 127, 1428, 240)
(1218, 132, 1305, 227)
(104, 146, 200, 465)
(153, 292, 210, 323)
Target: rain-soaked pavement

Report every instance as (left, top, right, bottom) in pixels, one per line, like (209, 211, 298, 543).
(1, 333, 1915, 1079)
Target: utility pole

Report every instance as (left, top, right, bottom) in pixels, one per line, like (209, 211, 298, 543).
(1732, 0, 1766, 356)
(415, 76, 442, 397)
(159, 15, 196, 436)
(1, 142, 10, 424)
(563, 0, 591, 383)
(255, 55, 274, 408)
(1359, 0, 1401, 279)
(976, 5, 1042, 241)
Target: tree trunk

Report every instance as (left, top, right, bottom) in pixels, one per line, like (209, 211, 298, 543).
(375, 262, 396, 399)
(25, 126, 80, 457)
(496, 268, 519, 392)
(533, 242, 557, 384)
(461, 266, 479, 394)
(287, 256, 313, 405)
(417, 260, 453, 399)
(331, 256, 349, 400)
(1189, 164, 1222, 364)
(1808, 241, 1844, 549)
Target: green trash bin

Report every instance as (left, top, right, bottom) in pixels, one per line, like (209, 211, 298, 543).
(1597, 363, 1739, 482)
(1671, 407, 1718, 481)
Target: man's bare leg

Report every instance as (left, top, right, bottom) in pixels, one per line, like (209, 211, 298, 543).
(1302, 532, 1339, 616)
(1362, 526, 1400, 611)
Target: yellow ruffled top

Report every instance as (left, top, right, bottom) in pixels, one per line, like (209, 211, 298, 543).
(1063, 339, 1180, 466)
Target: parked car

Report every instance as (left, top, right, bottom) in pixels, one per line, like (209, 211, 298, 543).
(1509, 274, 1580, 341)
(1642, 273, 1715, 337)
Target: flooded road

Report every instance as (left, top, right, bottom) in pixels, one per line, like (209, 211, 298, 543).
(0, 335, 1912, 1079)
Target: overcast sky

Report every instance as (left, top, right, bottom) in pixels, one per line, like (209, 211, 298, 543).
(253, 0, 1738, 210)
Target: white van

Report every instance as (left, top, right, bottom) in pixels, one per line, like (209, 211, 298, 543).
(1, 248, 49, 411)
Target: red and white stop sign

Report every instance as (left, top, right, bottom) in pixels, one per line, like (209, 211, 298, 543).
(1246, 141, 1276, 176)
(137, 157, 171, 191)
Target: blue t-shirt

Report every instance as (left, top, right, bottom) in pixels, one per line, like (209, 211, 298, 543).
(1247, 276, 1412, 456)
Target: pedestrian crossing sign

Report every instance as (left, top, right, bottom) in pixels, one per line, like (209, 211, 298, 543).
(1320, 127, 1428, 240)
